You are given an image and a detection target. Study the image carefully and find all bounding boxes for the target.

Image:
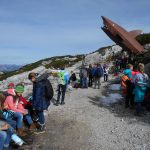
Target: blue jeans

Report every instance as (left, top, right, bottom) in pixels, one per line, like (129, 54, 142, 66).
(24, 113, 33, 125)
(5, 118, 17, 129)
(36, 110, 45, 125)
(82, 77, 88, 88)
(0, 131, 7, 150)
(0, 130, 11, 150)
(13, 112, 23, 129)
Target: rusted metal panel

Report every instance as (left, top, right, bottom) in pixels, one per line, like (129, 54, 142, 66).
(101, 16, 144, 54)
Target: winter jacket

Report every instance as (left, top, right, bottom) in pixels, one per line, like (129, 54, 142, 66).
(88, 67, 93, 77)
(93, 67, 103, 78)
(123, 69, 132, 79)
(79, 68, 88, 78)
(70, 73, 77, 82)
(4, 89, 26, 114)
(58, 70, 69, 85)
(19, 97, 32, 107)
(131, 71, 140, 77)
(103, 68, 109, 75)
(133, 73, 149, 102)
(91, 67, 96, 77)
(32, 73, 51, 111)
(6, 89, 15, 96)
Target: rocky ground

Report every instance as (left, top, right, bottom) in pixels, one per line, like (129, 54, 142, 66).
(13, 79, 150, 150)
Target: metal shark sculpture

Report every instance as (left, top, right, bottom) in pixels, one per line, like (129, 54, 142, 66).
(101, 16, 144, 54)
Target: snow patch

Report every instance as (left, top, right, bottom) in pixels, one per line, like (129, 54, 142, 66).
(109, 84, 121, 91)
(100, 93, 123, 106)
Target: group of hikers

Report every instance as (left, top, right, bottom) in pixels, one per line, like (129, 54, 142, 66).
(0, 72, 54, 150)
(0, 62, 111, 149)
(70, 63, 109, 89)
(120, 63, 150, 116)
(0, 67, 72, 149)
(0, 58, 150, 149)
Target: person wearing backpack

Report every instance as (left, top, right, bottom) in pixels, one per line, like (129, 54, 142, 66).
(55, 67, 69, 105)
(122, 64, 134, 108)
(93, 64, 103, 89)
(28, 72, 53, 133)
(133, 63, 149, 116)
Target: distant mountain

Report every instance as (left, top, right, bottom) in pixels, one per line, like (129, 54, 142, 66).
(0, 65, 22, 72)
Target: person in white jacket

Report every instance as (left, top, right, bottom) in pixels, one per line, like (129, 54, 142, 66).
(103, 65, 109, 82)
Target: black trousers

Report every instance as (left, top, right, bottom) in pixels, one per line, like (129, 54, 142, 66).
(104, 74, 108, 81)
(88, 76, 93, 87)
(57, 84, 67, 103)
(125, 82, 134, 107)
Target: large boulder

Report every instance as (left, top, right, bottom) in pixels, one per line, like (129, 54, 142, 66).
(0, 66, 46, 91)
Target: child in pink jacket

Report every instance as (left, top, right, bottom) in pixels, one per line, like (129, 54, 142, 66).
(4, 85, 35, 134)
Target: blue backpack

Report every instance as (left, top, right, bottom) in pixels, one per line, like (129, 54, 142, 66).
(94, 68, 103, 77)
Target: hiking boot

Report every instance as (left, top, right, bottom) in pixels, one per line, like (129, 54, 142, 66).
(60, 101, 65, 105)
(34, 127, 45, 135)
(29, 123, 37, 131)
(17, 128, 27, 137)
(54, 101, 60, 106)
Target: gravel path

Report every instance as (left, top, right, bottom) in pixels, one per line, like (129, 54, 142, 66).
(20, 81, 150, 150)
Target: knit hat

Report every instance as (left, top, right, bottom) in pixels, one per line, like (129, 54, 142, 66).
(15, 85, 24, 93)
(8, 83, 15, 88)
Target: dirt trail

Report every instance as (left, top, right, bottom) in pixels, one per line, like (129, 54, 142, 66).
(18, 81, 150, 150)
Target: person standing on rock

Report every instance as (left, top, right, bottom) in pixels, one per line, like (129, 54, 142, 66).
(55, 67, 69, 106)
(28, 72, 53, 133)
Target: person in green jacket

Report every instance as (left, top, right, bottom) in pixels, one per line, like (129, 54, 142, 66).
(55, 68, 69, 106)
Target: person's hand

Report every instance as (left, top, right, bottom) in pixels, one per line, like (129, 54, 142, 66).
(1, 123, 9, 130)
(23, 110, 28, 115)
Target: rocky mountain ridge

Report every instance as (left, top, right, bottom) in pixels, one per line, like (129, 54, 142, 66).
(0, 45, 122, 95)
(0, 64, 21, 72)
(0, 45, 122, 81)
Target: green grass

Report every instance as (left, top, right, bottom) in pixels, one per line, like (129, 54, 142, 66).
(0, 54, 84, 81)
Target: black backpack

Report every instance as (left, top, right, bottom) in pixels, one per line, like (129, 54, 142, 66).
(95, 68, 101, 77)
(45, 79, 54, 101)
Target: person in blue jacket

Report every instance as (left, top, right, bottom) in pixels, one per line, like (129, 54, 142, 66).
(133, 63, 149, 116)
(93, 64, 103, 89)
(28, 72, 52, 133)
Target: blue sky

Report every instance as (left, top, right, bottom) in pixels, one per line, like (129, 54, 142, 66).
(0, 0, 150, 64)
